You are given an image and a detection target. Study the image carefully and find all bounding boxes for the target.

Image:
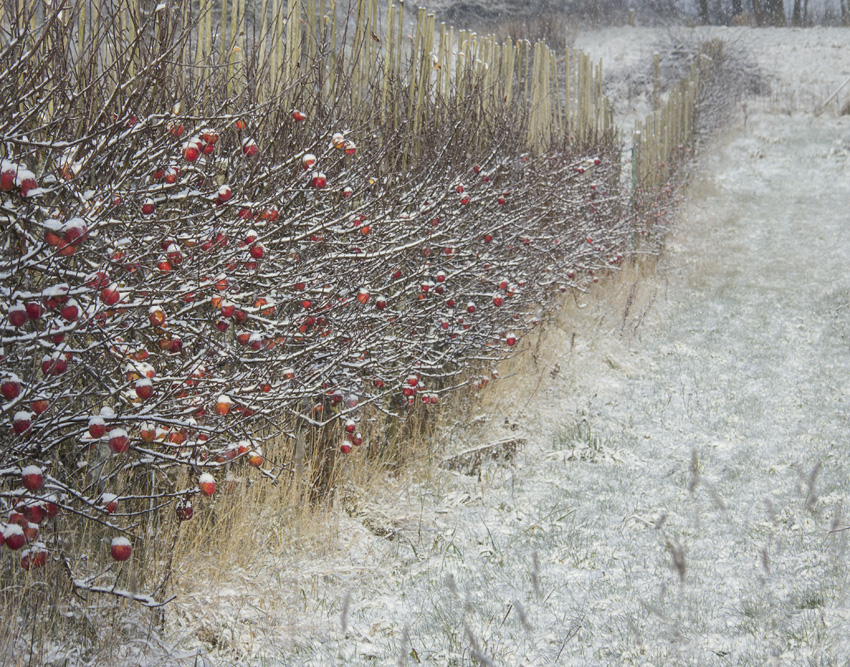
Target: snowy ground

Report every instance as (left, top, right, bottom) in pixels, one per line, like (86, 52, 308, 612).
(574, 25, 850, 130)
(157, 27, 850, 666)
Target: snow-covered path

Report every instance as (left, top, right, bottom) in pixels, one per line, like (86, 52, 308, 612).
(164, 30, 850, 667)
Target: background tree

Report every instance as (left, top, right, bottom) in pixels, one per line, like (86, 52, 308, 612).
(792, 0, 802, 25)
(765, 0, 786, 24)
(752, 0, 764, 24)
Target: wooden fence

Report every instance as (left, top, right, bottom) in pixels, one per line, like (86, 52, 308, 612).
(632, 39, 724, 190)
(0, 0, 619, 154)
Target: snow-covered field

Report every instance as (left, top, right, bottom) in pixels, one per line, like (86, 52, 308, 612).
(156, 26, 850, 666)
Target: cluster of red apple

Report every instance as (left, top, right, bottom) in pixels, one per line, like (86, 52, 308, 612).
(0, 159, 38, 197)
(1, 467, 54, 570)
(0, 101, 632, 592)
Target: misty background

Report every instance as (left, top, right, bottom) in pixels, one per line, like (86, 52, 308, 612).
(433, 0, 847, 29)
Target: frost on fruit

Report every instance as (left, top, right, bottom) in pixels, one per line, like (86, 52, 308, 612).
(110, 536, 132, 561)
(198, 473, 216, 496)
(22, 465, 43, 486)
(3, 524, 25, 549)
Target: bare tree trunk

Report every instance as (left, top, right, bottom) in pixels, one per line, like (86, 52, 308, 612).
(791, 0, 802, 25)
(766, 0, 786, 25)
(699, 0, 710, 23)
(803, 0, 809, 25)
(752, 0, 764, 25)
(732, 0, 744, 15)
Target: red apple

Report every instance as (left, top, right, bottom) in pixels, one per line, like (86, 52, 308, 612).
(20, 546, 48, 570)
(12, 411, 32, 435)
(140, 423, 156, 442)
(168, 120, 184, 137)
(62, 218, 87, 244)
(339, 442, 351, 454)
(216, 185, 232, 204)
(100, 283, 121, 306)
(215, 394, 232, 416)
(9, 304, 27, 328)
(183, 139, 201, 162)
(148, 306, 166, 327)
(110, 536, 132, 561)
(24, 302, 44, 320)
(135, 378, 153, 400)
(0, 160, 16, 191)
(59, 300, 80, 322)
(88, 416, 106, 439)
(85, 271, 110, 290)
(310, 171, 326, 189)
(108, 428, 129, 454)
(198, 472, 216, 496)
(242, 138, 258, 156)
(17, 169, 37, 196)
(3, 524, 25, 550)
(175, 501, 193, 521)
(200, 128, 219, 145)
(31, 396, 49, 415)
(43, 495, 59, 518)
(292, 110, 306, 121)
(22, 465, 43, 491)
(22, 502, 44, 524)
(1, 374, 21, 400)
(101, 493, 118, 514)
(41, 353, 68, 376)
(219, 301, 235, 318)
(141, 198, 155, 215)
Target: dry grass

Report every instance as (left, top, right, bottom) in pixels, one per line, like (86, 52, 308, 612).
(152, 252, 667, 662)
(474, 254, 662, 422)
